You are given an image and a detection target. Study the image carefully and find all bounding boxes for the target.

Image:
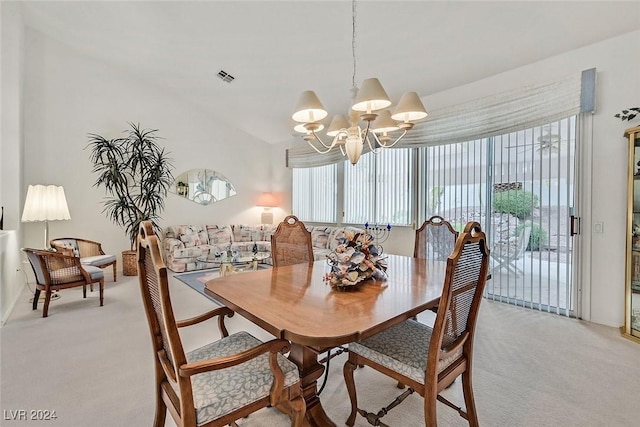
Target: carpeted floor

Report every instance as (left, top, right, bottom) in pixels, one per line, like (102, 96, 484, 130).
(1, 272, 639, 426)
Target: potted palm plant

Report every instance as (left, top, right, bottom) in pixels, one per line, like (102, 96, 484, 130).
(87, 123, 174, 275)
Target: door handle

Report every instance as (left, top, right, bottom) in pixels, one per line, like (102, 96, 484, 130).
(570, 215, 580, 236)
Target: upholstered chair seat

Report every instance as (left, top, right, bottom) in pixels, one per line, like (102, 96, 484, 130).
(187, 331, 301, 425)
(349, 319, 463, 385)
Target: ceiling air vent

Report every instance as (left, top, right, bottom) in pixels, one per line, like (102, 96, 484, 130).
(217, 70, 235, 83)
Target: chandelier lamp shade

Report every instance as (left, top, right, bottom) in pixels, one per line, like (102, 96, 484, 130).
(292, 81, 428, 166)
(291, 1, 428, 166)
(21, 184, 71, 248)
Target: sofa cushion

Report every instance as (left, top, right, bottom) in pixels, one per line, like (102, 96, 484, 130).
(232, 225, 264, 242)
(168, 225, 208, 248)
(310, 226, 333, 249)
(172, 245, 210, 259)
(206, 225, 233, 245)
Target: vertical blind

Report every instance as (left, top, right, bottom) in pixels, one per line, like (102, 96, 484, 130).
(344, 148, 413, 226)
(292, 163, 337, 222)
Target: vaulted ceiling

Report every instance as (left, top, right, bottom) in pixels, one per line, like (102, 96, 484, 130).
(19, 1, 640, 144)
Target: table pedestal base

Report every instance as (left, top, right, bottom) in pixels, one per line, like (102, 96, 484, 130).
(289, 344, 337, 427)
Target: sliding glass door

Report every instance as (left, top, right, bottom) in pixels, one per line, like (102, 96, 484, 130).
(418, 116, 578, 316)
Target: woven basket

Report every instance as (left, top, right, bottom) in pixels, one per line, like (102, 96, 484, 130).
(122, 250, 137, 276)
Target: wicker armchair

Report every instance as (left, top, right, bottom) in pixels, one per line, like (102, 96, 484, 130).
(136, 221, 305, 427)
(23, 248, 104, 317)
(50, 238, 117, 282)
(270, 215, 314, 268)
(343, 222, 490, 427)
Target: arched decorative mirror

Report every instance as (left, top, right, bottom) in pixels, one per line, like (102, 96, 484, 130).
(170, 169, 237, 205)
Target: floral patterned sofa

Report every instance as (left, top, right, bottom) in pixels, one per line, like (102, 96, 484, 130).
(161, 224, 364, 273)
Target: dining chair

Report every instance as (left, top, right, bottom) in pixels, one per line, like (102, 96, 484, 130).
(136, 221, 305, 427)
(23, 248, 104, 317)
(414, 215, 459, 261)
(270, 215, 314, 268)
(50, 237, 117, 282)
(343, 221, 490, 427)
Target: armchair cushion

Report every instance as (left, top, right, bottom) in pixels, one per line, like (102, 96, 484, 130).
(187, 331, 300, 425)
(80, 254, 116, 267)
(82, 265, 105, 281)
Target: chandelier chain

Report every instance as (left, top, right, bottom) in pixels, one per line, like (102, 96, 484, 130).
(351, 0, 357, 92)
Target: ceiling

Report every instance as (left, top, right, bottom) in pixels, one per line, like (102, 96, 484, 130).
(19, 1, 640, 145)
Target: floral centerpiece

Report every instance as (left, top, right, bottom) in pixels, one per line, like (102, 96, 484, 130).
(324, 230, 387, 290)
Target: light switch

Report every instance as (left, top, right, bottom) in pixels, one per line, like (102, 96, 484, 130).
(593, 222, 604, 234)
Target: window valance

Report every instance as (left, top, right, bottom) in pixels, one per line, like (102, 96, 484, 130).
(287, 69, 594, 168)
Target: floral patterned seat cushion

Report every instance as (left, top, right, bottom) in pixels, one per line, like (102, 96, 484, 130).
(186, 331, 300, 425)
(206, 225, 233, 245)
(349, 319, 462, 384)
(232, 225, 264, 242)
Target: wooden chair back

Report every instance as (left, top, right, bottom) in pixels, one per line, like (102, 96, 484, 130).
(414, 215, 459, 260)
(270, 215, 314, 268)
(136, 221, 191, 412)
(423, 221, 489, 427)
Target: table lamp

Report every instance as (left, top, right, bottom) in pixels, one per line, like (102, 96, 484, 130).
(256, 192, 278, 224)
(21, 185, 71, 248)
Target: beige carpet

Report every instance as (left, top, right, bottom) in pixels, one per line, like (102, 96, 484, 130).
(1, 272, 639, 426)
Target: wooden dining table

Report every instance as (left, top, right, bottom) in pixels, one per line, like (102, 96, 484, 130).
(204, 254, 447, 427)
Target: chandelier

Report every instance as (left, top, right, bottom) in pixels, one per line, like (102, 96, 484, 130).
(291, 0, 428, 165)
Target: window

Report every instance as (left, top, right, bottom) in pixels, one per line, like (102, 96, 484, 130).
(344, 148, 413, 226)
(292, 163, 337, 222)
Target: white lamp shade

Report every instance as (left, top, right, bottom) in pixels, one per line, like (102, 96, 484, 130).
(371, 110, 400, 134)
(344, 127, 364, 165)
(391, 91, 428, 122)
(352, 78, 392, 113)
(292, 90, 328, 123)
(326, 114, 349, 137)
(21, 185, 71, 222)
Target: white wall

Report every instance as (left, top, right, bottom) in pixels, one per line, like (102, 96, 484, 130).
(20, 27, 275, 262)
(1, 2, 27, 324)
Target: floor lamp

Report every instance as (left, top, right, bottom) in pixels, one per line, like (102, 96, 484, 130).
(21, 184, 71, 249)
(21, 185, 71, 303)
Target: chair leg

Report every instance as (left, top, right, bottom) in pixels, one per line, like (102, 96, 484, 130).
(461, 371, 479, 427)
(423, 381, 438, 427)
(344, 358, 359, 426)
(83, 284, 87, 298)
(112, 262, 117, 282)
(42, 290, 52, 318)
(152, 398, 166, 427)
(99, 279, 104, 306)
(32, 289, 40, 310)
